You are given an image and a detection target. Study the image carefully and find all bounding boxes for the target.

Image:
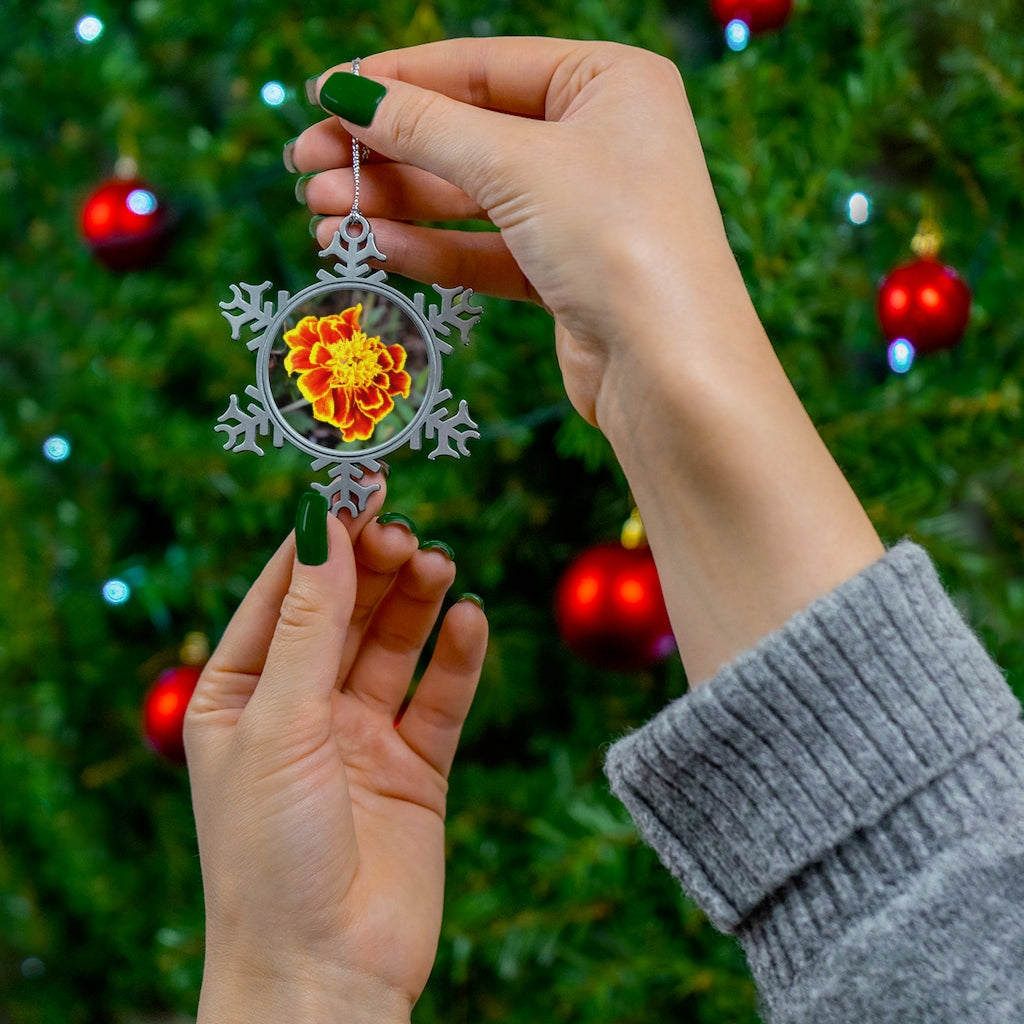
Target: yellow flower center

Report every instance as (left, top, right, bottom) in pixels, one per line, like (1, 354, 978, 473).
(326, 328, 387, 390)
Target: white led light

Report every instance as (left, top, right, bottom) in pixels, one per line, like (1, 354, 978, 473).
(726, 19, 751, 51)
(43, 435, 72, 462)
(847, 191, 871, 225)
(261, 81, 287, 107)
(126, 189, 158, 215)
(888, 338, 915, 374)
(102, 579, 131, 605)
(75, 15, 104, 42)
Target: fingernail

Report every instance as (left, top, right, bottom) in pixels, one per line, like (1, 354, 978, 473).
(318, 71, 387, 127)
(377, 511, 417, 535)
(294, 172, 318, 205)
(377, 460, 391, 480)
(419, 539, 455, 560)
(295, 491, 329, 565)
(457, 593, 485, 613)
(308, 215, 326, 240)
(304, 75, 321, 105)
(282, 137, 299, 174)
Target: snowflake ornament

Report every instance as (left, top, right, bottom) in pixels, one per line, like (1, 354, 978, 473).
(217, 214, 482, 515)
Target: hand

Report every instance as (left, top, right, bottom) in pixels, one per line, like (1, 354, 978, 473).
(290, 37, 746, 428)
(290, 38, 883, 685)
(185, 490, 488, 1024)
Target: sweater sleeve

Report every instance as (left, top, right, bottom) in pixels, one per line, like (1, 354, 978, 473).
(604, 541, 1024, 1023)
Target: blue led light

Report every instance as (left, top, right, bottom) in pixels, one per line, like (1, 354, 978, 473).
(847, 191, 871, 225)
(888, 338, 915, 374)
(43, 435, 72, 462)
(726, 19, 751, 51)
(126, 188, 158, 215)
(75, 15, 104, 42)
(261, 81, 287, 107)
(102, 579, 131, 605)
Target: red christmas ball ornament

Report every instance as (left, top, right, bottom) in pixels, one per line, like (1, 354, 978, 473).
(80, 176, 169, 270)
(877, 256, 971, 355)
(711, 0, 793, 34)
(142, 665, 201, 763)
(556, 542, 675, 671)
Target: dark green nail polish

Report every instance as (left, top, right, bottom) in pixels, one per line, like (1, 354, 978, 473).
(282, 137, 299, 174)
(420, 539, 455, 560)
(295, 491, 329, 565)
(377, 511, 417, 535)
(457, 593, 485, 613)
(318, 71, 387, 127)
(308, 215, 326, 240)
(304, 75, 321, 105)
(294, 172, 318, 205)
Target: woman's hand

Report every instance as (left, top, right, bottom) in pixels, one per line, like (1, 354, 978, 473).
(185, 491, 488, 1024)
(289, 38, 883, 685)
(289, 37, 746, 427)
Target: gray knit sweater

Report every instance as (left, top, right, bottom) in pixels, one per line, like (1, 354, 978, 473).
(604, 542, 1024, 1022)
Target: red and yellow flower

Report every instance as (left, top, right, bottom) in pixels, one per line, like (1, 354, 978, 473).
(283, 304, 412, 442)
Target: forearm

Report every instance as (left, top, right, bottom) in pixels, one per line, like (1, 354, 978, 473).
(595, 249, 883, 684)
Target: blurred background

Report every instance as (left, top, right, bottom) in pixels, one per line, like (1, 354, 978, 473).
(2, 0, 1022, 1021)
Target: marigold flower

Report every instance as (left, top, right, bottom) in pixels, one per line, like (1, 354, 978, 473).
(283, 304, 412, 442)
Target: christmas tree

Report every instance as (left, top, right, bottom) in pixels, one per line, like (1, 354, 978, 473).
(2, 1, 1021, 1021)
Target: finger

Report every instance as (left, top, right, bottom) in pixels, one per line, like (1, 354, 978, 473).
(397, 598, 488, 778)
(193, 479, 384, 710)
(309, 64, 537, 207)
(334, 513, 420, 687)
(245, 510, 357, 720)
(188, 532, 298, 716)
(324, 37, 603, 119)
(311, 217, 538, 301)
(342, 546, 457, 717)
(185, 507, 357, 764)
(304, 164, 486, 223)
(290, 115, 376, 174)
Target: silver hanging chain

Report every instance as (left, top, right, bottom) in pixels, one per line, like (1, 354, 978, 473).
(349, 58, 363, 221)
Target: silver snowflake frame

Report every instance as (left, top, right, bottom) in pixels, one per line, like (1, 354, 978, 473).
(216, 215, 482, 516)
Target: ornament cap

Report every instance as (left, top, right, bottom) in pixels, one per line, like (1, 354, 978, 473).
(620, 507, 647, 550)
(910, 214, 943, 258)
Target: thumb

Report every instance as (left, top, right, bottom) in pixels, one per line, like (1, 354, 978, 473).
(313, 67, 532, 209)
(244, 492, 356, 724)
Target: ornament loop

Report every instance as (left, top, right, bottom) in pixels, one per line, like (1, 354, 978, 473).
(342, 212, 371, 241)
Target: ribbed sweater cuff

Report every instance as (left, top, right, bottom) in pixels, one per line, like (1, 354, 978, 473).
(604, 541, 1022, 935)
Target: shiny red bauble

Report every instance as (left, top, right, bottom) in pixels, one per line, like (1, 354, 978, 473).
(877, 257, 971, 354)
(711, 0, 793, 32)
(555, 543, 675, 671)
(142, 666, 201, 763)
(80, 177, 169, 270)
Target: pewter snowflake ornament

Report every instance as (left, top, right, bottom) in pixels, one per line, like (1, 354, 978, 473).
(216, 214, 482, 515)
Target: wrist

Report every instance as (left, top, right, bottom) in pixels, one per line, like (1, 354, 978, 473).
(592, 256, 883, 685)
(197, 955, 412, 1024)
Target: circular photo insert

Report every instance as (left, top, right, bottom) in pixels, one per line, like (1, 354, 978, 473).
(268, 288, 430, 455)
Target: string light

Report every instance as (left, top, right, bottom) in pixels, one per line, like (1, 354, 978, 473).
(20, 958, 45, 980)
(260, 81, 287, 106)
(126, 188, 158, 215)
(43, 435, 72, 462)
(75, 15, 104, 42)
(888, 338, 915, 374)
(847, 191, 871, 225)
(102, 579, 131, 605)
(725, 19, 751, 51)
